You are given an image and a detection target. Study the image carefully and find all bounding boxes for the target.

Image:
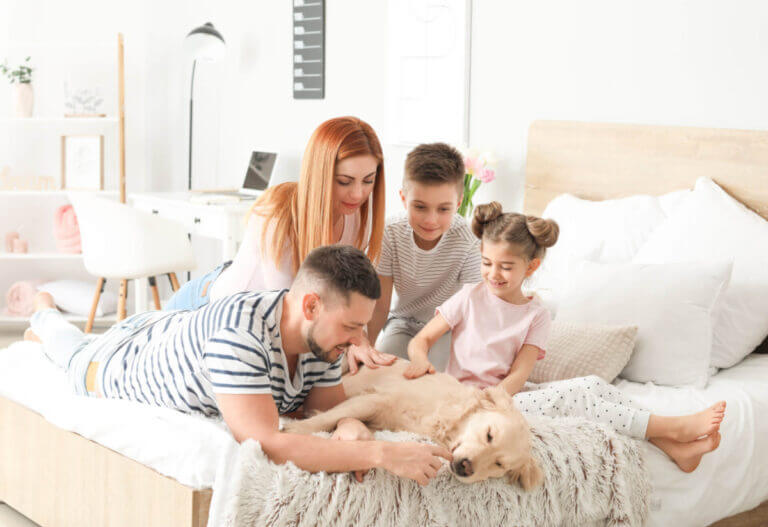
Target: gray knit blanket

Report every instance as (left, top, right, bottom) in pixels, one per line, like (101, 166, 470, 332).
(223, 416, 650, 527)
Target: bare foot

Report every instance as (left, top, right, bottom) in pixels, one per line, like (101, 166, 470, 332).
(672, 402, 726, 442)
(23, 328, 41, 343)
(33, 291, 56, 312)
(648, 402, 726, 442)
(651, 432, 722, 473)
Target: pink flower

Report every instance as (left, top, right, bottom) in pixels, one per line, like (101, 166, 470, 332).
(464, 156, 481, 175)
(478, 168, 495, 183)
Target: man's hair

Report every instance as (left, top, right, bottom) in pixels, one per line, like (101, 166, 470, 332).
(403, 142, 465, 193)
(294, 245, 381, 302)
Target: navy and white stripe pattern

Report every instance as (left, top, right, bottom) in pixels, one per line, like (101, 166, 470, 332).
(91, 290, 341, 417)
(377, 214, 482, 322)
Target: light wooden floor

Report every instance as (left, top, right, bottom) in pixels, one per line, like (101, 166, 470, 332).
(0, 504, 39, 527)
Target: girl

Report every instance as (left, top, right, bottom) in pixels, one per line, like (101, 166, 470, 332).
(165, 116, 394, 370)
(405, 201, 726, 473)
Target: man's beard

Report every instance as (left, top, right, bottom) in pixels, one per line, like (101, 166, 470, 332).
(306, 323, 345, 363)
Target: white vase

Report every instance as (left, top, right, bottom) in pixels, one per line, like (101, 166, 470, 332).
(14, 83, 34, 118)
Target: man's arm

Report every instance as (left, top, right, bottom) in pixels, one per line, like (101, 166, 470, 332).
(303, 383, 347, 415)
(216, 392, 451, 485)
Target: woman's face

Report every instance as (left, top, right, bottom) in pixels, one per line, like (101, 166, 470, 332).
(332, 155, 378, 217)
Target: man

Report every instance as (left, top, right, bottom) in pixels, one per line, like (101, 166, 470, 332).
(25, 245, 451, 486)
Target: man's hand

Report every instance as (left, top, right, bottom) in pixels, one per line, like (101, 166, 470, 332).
(332, 418, 374, 482)
(403, 357, 435, 379)
(346, 341, 397, 375)
(379, 442, 451, 486)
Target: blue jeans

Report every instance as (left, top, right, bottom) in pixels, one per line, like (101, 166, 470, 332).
(164, 261, 231, 311)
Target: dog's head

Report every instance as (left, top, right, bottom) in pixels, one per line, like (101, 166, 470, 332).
(448, 386, 543, 489)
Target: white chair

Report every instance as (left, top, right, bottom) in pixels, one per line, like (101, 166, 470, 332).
(69, 193, 197, 332)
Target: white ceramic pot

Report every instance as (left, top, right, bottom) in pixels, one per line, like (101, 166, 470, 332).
(15, 83, 34, 118)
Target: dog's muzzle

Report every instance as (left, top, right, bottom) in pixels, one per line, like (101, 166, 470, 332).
(451, 458, 474, 477)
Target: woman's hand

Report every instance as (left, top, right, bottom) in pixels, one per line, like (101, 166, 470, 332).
(403, 357, 435, 379)
(346, 340, 397, 375)
(332, 418, 374, 482)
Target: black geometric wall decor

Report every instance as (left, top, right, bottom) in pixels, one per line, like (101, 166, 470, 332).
(292, 0, 325, 99)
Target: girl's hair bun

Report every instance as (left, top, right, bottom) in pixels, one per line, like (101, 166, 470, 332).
(471, 201, 503, 238)
(525, 216, 559, 248)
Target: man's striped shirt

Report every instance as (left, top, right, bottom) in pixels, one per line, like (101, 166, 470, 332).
(89, 290, 341, 416)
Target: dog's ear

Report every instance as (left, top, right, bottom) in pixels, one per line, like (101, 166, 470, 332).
(482, 385, 516, 413)
(507, 456, 543, 491)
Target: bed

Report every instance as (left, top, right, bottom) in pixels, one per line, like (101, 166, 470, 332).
(2, 120, 768, 526)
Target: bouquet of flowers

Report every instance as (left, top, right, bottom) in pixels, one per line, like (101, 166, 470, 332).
(458, 150, 496, 218)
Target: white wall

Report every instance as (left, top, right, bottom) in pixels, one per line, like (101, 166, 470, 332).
(3, 0, 768, 214)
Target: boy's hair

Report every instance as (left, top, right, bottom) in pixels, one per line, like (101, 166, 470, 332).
(472, 201, 559, 261)
(293, 245, 381, 303)
(403, 142, 465, 194)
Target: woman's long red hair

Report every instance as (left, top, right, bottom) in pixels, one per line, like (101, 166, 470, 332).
(251, 116, 385, 274)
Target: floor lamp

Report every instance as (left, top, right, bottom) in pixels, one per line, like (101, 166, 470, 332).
(185, 22, 226, 191)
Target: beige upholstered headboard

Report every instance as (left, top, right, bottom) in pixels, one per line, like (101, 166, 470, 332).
(524, 120, 768, 220)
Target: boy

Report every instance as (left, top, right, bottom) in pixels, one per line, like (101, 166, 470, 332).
(358, 143, 481, 371)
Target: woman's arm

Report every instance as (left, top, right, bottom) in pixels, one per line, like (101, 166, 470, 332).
(403, 314, 452, 379)
(497, 344, 541, 396)
(367, 274, 393, 345)
(345, 274, 397, 374)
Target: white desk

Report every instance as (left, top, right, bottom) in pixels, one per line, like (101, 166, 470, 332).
(130, 192, 253, 311)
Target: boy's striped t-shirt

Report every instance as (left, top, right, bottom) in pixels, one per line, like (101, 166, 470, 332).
(377, 214, 482, 323)
(88, 290, 341, 416)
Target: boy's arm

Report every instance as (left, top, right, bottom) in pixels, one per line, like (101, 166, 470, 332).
(497, 344, 540, 396)
(216, 392, 451, 485)
(403, 314, 452, 379)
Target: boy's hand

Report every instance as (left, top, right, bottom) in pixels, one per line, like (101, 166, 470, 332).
(332, 418, 374, 482)
(403, 357, 435, 379)
(346, 341, 397, 375)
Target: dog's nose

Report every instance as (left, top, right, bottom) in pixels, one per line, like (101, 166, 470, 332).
(451, 458, 473, 477)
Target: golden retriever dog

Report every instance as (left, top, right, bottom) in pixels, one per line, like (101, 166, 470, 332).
(285, 360, 543, 489)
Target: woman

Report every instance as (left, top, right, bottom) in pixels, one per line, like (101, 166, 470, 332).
(165, 116, 393, 370)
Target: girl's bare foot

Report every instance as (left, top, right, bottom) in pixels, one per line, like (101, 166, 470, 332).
(651, 432, 722, 473)
(33, 291, 56, 312)
(647, 402, 726, 442)
(23, 328, 41, 343)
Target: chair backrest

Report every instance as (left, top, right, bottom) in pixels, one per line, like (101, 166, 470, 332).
(69, 193, 196, 279)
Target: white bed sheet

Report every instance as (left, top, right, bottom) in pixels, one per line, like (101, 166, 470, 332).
(616, 354, 768, 526)
(2, 340, 767, 527)
(0, 341, 237, 490)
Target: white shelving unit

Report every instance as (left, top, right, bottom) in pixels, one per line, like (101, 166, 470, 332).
(0, 190, 119, 336)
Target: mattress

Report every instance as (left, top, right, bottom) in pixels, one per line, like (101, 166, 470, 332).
(1, 340, 767, 526)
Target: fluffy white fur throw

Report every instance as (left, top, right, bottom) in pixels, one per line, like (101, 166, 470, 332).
(224, 416, 650, 527)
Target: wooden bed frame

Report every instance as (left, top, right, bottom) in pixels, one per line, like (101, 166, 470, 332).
(524, 120, 768, 526)
(1, 120, 766, 526)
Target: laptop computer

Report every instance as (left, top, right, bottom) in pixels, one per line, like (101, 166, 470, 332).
(191, 151, 277, 202)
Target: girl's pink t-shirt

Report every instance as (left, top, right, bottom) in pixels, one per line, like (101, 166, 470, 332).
(437, 282, 551, 389)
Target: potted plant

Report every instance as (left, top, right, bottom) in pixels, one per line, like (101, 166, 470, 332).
(458, 150, 497, 218)
(1, 57, 34, 118)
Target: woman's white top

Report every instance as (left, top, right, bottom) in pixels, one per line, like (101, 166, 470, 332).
(210, 211, 362, 299)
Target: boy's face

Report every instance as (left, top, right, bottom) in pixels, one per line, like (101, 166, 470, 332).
(400, 181, 462, 246)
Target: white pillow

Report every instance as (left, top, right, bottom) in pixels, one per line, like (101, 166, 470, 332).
(634, 177, 768, 368)
(37, 280, 118, 317)
(556, 260, 732, 388)
(532, 193, 668, 296)
(529, 322, 638, 384)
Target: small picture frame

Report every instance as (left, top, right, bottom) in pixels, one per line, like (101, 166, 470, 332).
(61, 135, 104, 190)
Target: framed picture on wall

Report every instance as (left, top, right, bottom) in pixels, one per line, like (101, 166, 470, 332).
(61, 135, 104, 190)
